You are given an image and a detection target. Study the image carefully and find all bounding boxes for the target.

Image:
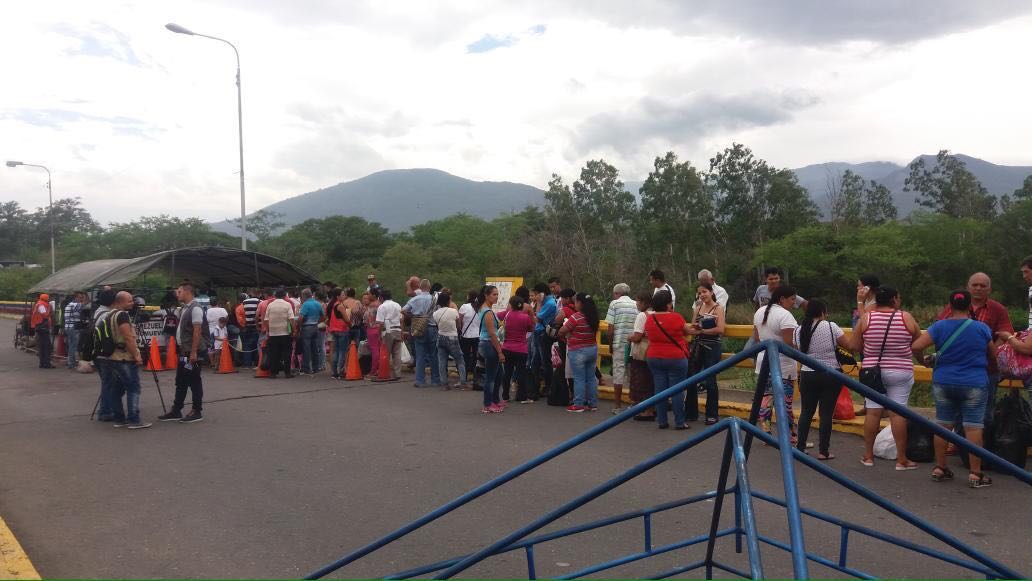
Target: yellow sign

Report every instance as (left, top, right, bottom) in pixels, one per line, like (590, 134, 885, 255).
(484, 277, 524, 312)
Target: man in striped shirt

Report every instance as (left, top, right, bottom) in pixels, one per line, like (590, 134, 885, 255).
(240, 292, 261, 367)
(605, 283, 639, 413)
(63, 291, 86, 369)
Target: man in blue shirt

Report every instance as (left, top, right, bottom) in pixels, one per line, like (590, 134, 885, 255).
(531, 282, 558, 399)
(298, 288, 325, 375)
(402, 279, 442, 387)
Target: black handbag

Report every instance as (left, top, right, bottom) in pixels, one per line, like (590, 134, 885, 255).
(858, 310, 896, 395)
(827, 322, 857, 367)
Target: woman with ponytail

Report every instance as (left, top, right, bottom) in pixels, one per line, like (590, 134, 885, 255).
(793, 299, 852, 459)
(559, 292, 600, 412)
(752, 285, 800, 441)
(476, 285, 505, 413)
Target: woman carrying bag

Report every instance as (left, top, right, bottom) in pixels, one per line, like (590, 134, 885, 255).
(793, 299, 852, 460)
(644, 290, 691, 429)
(687, 283, 725, 425)
(627, 290, 655, 422)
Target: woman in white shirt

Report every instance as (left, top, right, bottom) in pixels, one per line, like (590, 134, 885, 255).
(457, 290, 482, 388)
(433, 292, 468, 389)
(752, 285, 800, 442)
(793, 299, 852, 460)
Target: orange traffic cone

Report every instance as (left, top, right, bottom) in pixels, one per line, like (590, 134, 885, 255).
(164, 336, 178, 371)
(144, 336, 163, 371)
(372, 337, 396, 382)
(216, 341, 237, 374)
(254, 339, 271, 378)
(55, 333, 67, 357)
(345, 342, 362, 381)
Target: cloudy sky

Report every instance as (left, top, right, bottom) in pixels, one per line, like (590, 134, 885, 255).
(3, 1, 1032, 224)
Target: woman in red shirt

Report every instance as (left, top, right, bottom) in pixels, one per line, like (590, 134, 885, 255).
(644, 290, 691, 429)
(559, 292, 600, 412)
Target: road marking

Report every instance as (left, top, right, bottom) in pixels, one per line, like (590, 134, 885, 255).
(0, 516, 39, 580)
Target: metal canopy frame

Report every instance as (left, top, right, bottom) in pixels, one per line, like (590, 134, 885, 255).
(305, 341, 1031, 580)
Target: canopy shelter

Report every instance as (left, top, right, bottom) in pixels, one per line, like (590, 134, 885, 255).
(28, 246, 319, 294)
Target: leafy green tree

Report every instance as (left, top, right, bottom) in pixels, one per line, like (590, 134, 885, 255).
(904, 150, 996, 219)
(0, 201, 31, 258)
(862, 181, 897, 225)
(27, 197, 101, 245)
(1013, 175, 1032, 200)
(263, 215, 392, 275)
(229, 209, 286, 243)
(829, 170, 864, 225)
(637, 152, 714, 281)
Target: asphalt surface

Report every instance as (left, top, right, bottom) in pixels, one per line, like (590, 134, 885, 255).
(0, 319, 1029, 579)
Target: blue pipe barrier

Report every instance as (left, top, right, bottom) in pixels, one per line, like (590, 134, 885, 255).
(739, 420, 1023, 579)
(780, 342, 1032, 486)
(305, 340, 1030, 580)
(729, 421, 763, 580)
(764, 347, 809, 579)
(381, 490, 727, 580)
(304, 343, 766, 579)
(432, 421, 730, 578)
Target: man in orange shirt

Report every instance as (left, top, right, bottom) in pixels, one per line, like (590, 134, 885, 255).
(30, 293, 54, 368)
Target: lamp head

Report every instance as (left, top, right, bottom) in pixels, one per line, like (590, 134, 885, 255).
(6, 161, 23, 167)
(165, 23, 195, 35)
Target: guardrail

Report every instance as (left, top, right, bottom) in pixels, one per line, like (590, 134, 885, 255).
(596, 321, 1025, 390)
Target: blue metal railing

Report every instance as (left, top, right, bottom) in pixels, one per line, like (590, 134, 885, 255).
(305, 340, 1031, 580)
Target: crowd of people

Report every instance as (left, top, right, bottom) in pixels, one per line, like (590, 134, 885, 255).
(24, 257, 1032, 488)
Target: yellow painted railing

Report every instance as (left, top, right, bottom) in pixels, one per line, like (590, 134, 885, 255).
(597, 322, 1024, 389)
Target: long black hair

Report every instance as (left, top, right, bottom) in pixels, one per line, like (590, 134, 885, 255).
(798, 298, 828, 354)
(575, 292, 600, 332)
(762, 285, 797, 325)
(473, 285, 497, 312)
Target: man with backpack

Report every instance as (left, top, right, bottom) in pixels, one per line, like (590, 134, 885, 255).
(158, 282, 208, 423)
(88, 289, 118, 422)
(107, 291, 151, 429)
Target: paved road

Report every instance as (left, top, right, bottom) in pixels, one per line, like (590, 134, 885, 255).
(0, 319, 1029, 579)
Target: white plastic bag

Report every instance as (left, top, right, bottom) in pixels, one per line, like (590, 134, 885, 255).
(873, 425, 897, 460)
(400, 342, 413, 365)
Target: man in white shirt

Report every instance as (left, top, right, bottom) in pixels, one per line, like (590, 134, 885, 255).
(205, 296, 229, 336)
(696, 269, 729, 309)
(264, 288, 296, 378)
(375, 289, 403, 380)
(649, 269, 676, 308)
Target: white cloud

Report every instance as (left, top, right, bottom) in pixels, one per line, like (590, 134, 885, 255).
(1, 1, 1031, 226)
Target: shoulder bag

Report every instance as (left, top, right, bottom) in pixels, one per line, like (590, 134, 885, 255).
(858, 310, 896, 395)
(997, 329, 1032, 381)
(826, 321, 857, 367)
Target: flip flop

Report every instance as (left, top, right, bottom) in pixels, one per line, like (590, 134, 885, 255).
(860, 457, 874, 467)
(817, 453, 835, 461)
(895, 462, 918, 471)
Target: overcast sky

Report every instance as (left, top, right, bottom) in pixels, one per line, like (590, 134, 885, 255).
(3, 1, 1032, 224)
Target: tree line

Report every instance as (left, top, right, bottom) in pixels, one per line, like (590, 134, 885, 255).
(3, 144, 1031, 317)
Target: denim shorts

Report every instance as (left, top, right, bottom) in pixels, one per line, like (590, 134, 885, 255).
(932, 383, 987, 429)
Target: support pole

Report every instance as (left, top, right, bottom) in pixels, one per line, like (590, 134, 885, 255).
(729, 419, 763, 579)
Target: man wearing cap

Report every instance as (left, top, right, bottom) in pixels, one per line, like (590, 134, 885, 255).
(365, 274, 378, 293)
(30, 293, 55, 368)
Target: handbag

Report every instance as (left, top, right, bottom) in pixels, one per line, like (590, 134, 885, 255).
(410, 315, 429, 337)
(630, 336, 649, 361)
(824, 321, 856, 367)
(997, 330, 1032, 380)
(858, 310, 896, 395)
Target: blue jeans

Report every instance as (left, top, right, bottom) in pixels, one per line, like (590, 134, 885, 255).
(65, 329, 80, 368)
(240, 330, 258, 367)
(478, 340, 500, 407)
(649, 357, 689, 427)
(109, 360, 142, 424)
(569, 345, 599, 407)
(438, 335, 466, 385)
(300, 325, 320, 373)
(332, 332, 350, 376)
(95, 358, 116, 420)
(934, 383, 987, 429)
(414, 326, 442, 386)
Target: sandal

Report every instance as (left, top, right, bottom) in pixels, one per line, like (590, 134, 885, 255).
(931, 465, 954, 482)
(968, 472, 992, 488)
(895, 461, 918, 471)
(860, 457, 874, 467)
(817, 453, 835, 461)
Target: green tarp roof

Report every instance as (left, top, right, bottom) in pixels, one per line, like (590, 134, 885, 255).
(29, 247, 319, 294)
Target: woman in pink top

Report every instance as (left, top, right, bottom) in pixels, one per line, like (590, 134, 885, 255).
(501, 296, 535, 403)
(850, 286, 922, 470)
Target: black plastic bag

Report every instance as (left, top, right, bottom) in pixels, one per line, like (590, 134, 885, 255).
(905, 419, 935, 463)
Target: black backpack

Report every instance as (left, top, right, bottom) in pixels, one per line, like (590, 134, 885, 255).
(81, 310, 119, 361)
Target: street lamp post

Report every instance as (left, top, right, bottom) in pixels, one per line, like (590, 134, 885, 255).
(166, 22, 248, 251)
(6, 161, 56, 274)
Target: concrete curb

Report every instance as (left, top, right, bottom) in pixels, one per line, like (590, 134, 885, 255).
(0, 516, 40, 580)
